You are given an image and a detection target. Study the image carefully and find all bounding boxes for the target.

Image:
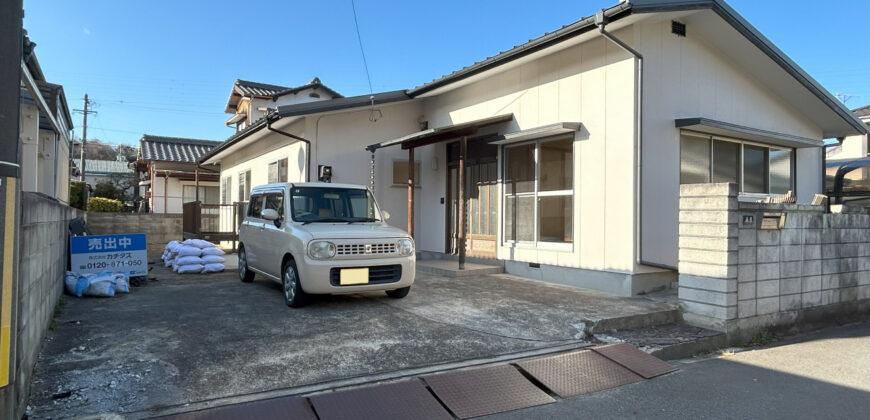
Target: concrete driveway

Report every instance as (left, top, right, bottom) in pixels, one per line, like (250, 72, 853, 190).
(27, 260, 676, 419)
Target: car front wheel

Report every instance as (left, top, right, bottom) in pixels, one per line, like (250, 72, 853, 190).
(238, 247, 254, 283)
(385, 286, 410, 299)
(282, 259, 308, 307)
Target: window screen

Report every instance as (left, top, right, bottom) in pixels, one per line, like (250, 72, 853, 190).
(392, 161, 421, 186)
(743, 145, 768, 193)
(769, 149, 792, 194)
(712, 140, 740, 184)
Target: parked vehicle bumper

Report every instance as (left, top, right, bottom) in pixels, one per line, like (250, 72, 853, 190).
(296, 255, 415, 294)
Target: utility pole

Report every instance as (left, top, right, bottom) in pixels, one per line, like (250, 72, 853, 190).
(74, 94, 96, 182)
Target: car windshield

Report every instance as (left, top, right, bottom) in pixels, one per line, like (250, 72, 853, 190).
(290, 187, 379, 223)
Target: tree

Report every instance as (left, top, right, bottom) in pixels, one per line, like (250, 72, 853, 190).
(92, 181, 121, 201)
(72, 138, 137, 161)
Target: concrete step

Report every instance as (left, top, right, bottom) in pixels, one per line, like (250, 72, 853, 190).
(416, 260, 505, 277)
(594, 323, 726, 360)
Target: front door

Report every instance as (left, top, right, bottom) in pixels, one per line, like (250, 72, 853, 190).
(446, 139, 498, 258)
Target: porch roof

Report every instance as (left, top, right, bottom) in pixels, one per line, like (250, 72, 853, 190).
(366, 114, 513, 151)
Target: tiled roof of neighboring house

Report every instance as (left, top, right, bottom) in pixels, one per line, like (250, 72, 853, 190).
(72, 159, 132, 175)
(225, 78, 343, 113)
(139, 135, 222, 163)
(273, 77, 343, 100)
(234, 79, 290, 97)
(198, 117, 269, 164)
(853, 105, 870, 119)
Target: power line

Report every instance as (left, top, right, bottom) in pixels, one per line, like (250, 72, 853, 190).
(350, 0, 373, 95)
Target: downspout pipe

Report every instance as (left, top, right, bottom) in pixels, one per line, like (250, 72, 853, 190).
(596, 13, 670, 270)
(266, 112, 311, 182)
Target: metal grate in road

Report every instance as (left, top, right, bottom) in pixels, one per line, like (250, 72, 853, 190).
(309, 379, 452, 420)
(423, 364, 555, 419)
(517, 349, 644, 398)
(157, 395, 316, 420)
(592, 342, 678, 379)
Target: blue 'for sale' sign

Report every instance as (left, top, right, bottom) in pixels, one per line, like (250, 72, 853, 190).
(70, 233, 148, 276)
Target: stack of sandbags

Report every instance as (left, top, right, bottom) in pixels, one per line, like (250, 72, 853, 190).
(162, 239, 226, 274)
(64, 271, 131, 298)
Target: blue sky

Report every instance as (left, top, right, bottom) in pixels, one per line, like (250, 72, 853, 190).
(23, 0, 870, 146)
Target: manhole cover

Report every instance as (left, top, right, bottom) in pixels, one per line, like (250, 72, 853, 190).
(157, 395, 316, 420)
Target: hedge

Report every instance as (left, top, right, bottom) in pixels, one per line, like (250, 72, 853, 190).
(70, 181, 88, 210)
(87, 197, 122, 212)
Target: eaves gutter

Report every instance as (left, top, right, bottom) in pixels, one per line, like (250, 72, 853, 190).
(197, 118, 268, 165)
(631, 0, 866, 136)
(407, 2, 632, 97)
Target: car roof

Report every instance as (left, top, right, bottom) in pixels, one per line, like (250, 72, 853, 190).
(251, 182, 369, 193)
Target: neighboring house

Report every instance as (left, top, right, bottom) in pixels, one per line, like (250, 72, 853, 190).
(136, 135, 222, 213)
(826, 105, 870, 159)
(19, 33, 74, 203)
(72, 157, 134, 191)
(225, 78, 342, 132)
(200, 0, 866, 296)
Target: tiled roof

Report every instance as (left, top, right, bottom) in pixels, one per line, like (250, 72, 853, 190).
(234, 79, 290, 97)
(273, 77, 343, 100)
(853, 105, 870, 119)
(139, 135, 222, 163)
(72, 159, 132, 175)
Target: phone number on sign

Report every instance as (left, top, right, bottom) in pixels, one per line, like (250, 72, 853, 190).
(84, 260, 143, 270)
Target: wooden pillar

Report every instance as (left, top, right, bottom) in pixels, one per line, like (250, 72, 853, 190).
(195, 167, 200, 202)
(407, 147, 414, 238)
(458, 136, 467, 270)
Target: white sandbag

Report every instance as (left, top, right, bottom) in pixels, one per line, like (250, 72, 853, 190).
(176, 245, 202, 257)
(64, 272, 80, 296)
(201, 263, 225, 273)
(201, 247, 225, 256)
(165, 240, 180, 252)
(178, 264, 203, 274)
(183, 239, 216, 249)
(113, 273, 130, 293)
(164, 257, 174, 267)
(201, 255, 225, 264)
(84, 274, 116, 297)
(176, 255, 203, 266)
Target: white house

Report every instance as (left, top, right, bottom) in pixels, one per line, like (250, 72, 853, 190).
(200, 0, 866, 296)
(136, 135, 222, 213)
(826, 105, 870, 159)
(19, 35, 74, 204)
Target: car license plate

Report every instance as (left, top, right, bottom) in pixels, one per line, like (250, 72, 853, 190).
(340, 268, 369, 285)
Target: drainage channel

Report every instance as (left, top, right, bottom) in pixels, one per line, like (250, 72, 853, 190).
(144, 343, 677, 420)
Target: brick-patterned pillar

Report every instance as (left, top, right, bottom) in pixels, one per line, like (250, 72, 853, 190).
(678, 183, 739, 331)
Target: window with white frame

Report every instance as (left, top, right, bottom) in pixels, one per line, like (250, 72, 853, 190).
(680, 132, 793, 194)
(221, 177, 231, 204)
(238, 170, 251, 202)
(268, 158, 288, 183)
(504, 136, 573, 244)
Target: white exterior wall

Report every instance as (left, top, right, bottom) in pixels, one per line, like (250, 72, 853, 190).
(305, 102, 429, 248)
(637, 18, 826, 268)
(422, 28, 638, 273)
(19, 104, 39, 192)
(149, 175, 219, 214)
(828, 132, 868, 160)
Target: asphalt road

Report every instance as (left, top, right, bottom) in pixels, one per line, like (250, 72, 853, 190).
(489, 322, 870, 419)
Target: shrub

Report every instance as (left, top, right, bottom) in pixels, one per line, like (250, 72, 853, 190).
(93, 181, 121, 200)
(87, 197, 122, 212)
(70, 181, 88, 210)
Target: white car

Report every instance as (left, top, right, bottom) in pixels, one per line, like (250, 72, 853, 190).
(237, 182, 415, 307)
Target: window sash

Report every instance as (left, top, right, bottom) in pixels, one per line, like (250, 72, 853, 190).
(503, 136, 574, 246)
(679, 131, 793, 194)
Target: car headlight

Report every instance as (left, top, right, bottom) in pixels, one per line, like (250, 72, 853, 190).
(396, 238, 414, 256)
(308, 240, 336, 259)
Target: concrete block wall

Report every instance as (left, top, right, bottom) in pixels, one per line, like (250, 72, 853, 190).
(0, 192, 78, 419)
(86, 212, 183, 255)
(679, 183, 870, 337)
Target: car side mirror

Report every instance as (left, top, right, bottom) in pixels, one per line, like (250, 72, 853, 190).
(382, 211, 390, 221)
(262, 208, 279, 221)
